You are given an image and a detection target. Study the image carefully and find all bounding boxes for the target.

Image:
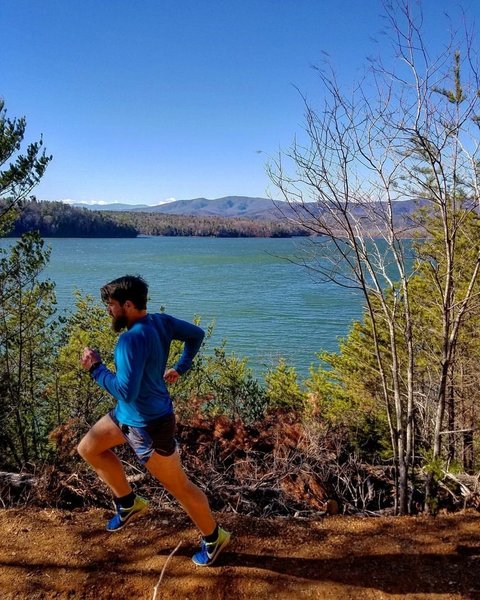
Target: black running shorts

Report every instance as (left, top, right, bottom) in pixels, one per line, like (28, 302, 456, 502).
(109, 409, 177, 464)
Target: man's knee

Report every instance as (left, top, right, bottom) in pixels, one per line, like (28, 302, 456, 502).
(76, 414, 124, 462)
(77, 431, 100, 463)
(76, 436, 90, 461)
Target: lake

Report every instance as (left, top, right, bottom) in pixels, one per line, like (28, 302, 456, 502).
(5, 237, 364, 377)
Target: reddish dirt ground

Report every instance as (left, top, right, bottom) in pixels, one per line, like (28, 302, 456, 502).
(0, 507, 480, 599)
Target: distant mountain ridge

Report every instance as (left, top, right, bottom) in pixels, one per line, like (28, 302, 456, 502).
(71, 196, 278, 219)
(138, 196, 279, 218)
(70, 196, 426, 223)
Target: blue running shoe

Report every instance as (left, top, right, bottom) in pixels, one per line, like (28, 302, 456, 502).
(192, 526, 231, 566)
(106, 495, 149, 532)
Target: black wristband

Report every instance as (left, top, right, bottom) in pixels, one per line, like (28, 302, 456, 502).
(89, 361, 102, 374)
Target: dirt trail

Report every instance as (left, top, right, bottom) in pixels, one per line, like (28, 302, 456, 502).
(0, 508, 479, 599)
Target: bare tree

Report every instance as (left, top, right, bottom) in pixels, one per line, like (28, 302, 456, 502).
(268, 0, 480, 513)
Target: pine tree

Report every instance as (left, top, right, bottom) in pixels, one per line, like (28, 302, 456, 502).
(0, 96, 53, 467)
(0, 97, 51, 235)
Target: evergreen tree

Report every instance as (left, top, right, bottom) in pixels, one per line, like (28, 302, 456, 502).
(265, 358, 306, 412)
(0, 234, 56, 466)
(0, 96, 54, 467)
(0, 97, 51, 235)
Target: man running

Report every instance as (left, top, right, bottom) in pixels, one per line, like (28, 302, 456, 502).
(77, 274, 230, 566)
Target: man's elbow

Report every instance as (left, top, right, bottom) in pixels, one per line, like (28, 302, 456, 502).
(194, 329, 205, 346)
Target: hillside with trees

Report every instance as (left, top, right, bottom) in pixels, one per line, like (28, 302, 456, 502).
(7, 199, 426, 239)
(6, 199, 137, 237)
(5, 199, 308, 238)
(107, 209, 309, 237)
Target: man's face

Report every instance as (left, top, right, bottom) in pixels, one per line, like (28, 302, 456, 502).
(106, 299, 128, 332)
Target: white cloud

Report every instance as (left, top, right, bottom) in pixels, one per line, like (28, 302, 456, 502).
(57, 197, 178, 206)
(58, 198, 109, 206)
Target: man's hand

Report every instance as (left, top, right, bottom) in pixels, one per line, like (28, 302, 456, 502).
(81, 347, 102, 370)
(164, 368, 180, 384)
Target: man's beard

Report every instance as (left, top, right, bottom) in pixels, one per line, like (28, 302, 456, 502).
(112, 314, 128, 332)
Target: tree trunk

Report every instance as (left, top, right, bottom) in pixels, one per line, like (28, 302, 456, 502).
(447, 378, 455, 464)
(463, 430, 474, 474)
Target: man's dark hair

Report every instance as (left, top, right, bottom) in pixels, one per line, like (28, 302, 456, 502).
(100, 275, 149, 310)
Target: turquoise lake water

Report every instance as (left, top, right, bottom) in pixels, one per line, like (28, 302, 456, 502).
(5, 237, 364, 377)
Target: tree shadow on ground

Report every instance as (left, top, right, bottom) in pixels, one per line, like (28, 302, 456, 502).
(154, 545, 480, 596)
(2, 546, 480, 598)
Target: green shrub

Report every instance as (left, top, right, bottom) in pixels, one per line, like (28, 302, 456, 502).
(264, 358, 306, 412)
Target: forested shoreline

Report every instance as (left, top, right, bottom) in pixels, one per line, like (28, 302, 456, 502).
(107, 208, 309, 237)
(5, 199, 137, 237)
(6, 199, 309, 238)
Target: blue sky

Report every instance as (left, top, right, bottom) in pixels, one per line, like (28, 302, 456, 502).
(2, 0, 479, 205)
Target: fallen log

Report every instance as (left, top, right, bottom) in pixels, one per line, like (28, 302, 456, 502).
(0, 471, 37, 506)
(0, 471, 37, 488)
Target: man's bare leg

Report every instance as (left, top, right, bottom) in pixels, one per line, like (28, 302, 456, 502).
(77, 414, 131, 498)
(78, 416, 216, 535)
(145, 450, 216, 536)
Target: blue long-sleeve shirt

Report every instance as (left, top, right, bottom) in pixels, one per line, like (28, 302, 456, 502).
(91, 313, 204, 426)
